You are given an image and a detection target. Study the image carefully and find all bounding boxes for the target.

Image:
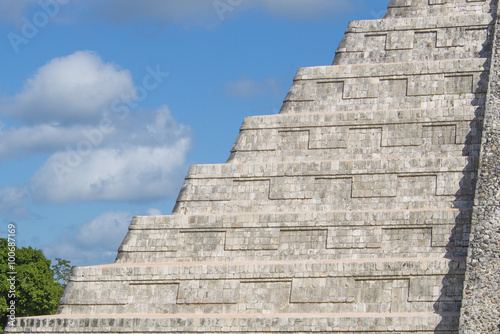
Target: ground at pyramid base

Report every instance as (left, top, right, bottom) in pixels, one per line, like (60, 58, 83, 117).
(7, 0, 500, 333)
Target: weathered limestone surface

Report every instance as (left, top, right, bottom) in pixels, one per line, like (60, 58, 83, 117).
(6, 0, 499, 333)
(459, 3, 500, 333)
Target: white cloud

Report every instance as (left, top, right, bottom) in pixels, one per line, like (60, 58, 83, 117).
(1, 0, 367, 26)
(0, 104, 188, 162)
(0, 186, 33, 222)
(90, 0, 363, 23)
(75, 211, 132, 248)
(1, 51, 135, 125)
(146, 208, 162, 216)
(30, 138, 191, 203)
(83, 0, 215, 25)
(254, 0, 357, 20)
(223, 75, 281, 99)
(27, 104, 191, 204)
(87, 0, 362, 24)
(0, 124, 91, 160)
(0, 0, 37, 23)
(0, 51, 192, 204)
(44, 211, 133, 266)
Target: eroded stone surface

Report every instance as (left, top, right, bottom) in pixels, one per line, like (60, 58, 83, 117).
(460, 3, 500, 333)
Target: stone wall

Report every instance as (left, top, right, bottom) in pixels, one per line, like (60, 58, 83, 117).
(460, 2, 500, 333)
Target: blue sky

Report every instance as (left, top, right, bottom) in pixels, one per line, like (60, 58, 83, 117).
(0, 0, 389, 267)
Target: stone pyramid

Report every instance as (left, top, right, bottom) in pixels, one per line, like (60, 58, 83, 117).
(8, 0, 500, 333)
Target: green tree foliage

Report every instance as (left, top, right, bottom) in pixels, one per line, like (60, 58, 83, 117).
(0, 238, 68, 332)
(52, 258, 74, 288)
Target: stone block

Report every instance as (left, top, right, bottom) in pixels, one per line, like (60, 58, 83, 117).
(290, 278, 355, 303)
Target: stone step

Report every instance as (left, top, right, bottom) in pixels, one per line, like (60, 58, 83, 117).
(184, 157, 476, 178)
(172, 157, 476, 214)
(173, 198, 472, 216)
(126, 209, 470, 231)
(9, 313, 461, 333)
(243, 107, 483, 129)
(52, 259, 464, 317)
(343, 14, 492, 35)
(228, 145, 479, 165)
(291, 59, 488, 84)
(385, 0, 492, 19)
(281, 59, 488, 114)
(116, 209, 470, 263)
(333, 14, 493, 64)
(281, 93, 484, 114)
(179, 158, 476, 195)
(229, 130, 480, 161)
(228, 108, 482, 158)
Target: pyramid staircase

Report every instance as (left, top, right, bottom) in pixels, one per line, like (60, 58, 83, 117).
(8, 0, 499, 333)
